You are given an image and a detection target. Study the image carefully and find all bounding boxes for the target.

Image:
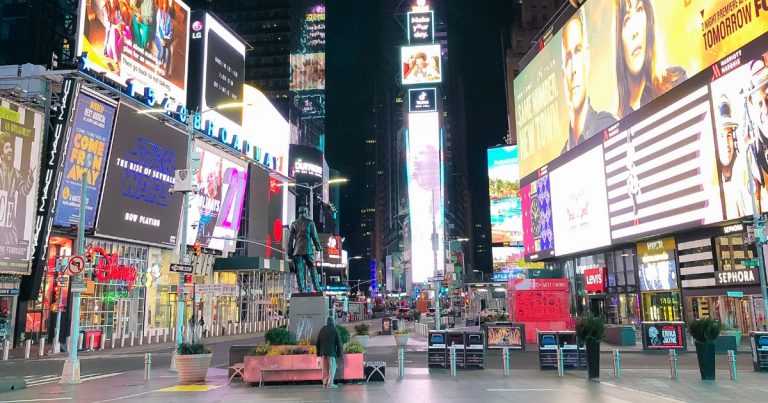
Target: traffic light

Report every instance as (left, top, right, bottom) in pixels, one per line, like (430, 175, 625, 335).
(194, 241, 201, 256)
(85, 245, 94, 264)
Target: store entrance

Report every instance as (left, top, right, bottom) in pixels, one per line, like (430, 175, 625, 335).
(588, 296, 606, 318)
(114, 299, 132, 340)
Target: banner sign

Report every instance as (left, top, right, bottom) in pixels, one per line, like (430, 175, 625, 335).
(642, 322, 687, 350)
(486, 323, 525, 349)
(584, 267, 606, 293)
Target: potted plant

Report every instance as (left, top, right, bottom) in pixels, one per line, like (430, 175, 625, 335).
(336, 342, 366, 381)
(352, 324, 370, 348)
(175, 342, 212, 384)
(265, 327, 295, 345)
(689, 318, 721, 380)
(336, 324, 351, 345)
(393, 329, 410, 346)
(575, 316, 605, 380)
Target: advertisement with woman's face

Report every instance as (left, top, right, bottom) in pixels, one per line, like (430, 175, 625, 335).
(515, 0, 768, 178)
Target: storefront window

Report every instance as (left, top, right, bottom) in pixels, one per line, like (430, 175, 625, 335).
(642, 291, 682, 322)
(716, 234, 755, 271)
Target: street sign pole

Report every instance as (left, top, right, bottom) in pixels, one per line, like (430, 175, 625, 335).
(61, 173, 86, 383)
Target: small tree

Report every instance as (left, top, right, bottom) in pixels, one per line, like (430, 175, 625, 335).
(689, 318, 721, 344)
(354, 324, 370, 336)
(265, 327, 295, 345)
(575, 316, 605, 343)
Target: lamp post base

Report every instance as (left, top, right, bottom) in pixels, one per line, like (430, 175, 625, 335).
(169, 350, 178, 372)
(60, 359, 81, 384)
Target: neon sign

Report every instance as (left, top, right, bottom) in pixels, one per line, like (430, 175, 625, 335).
(92, 247, 139, 290)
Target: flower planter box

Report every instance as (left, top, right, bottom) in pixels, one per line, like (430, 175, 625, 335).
(244, 353, 364, 384)
(176, 353, 212, 385)
(394, 334, 409, 346)
(352, 335, 369, 348)
(337, 353, 364, 381)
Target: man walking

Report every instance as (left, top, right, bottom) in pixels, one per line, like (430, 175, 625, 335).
(316, 316, 343, 388)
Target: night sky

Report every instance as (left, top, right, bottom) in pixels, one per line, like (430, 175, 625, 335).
(326, 0, 513, 280)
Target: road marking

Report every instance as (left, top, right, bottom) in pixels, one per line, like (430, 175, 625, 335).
(486, 388, 558, 392)
(0, 399, 73, 403)
(157, 385, 222, 392)
(23, 372, 123, 387)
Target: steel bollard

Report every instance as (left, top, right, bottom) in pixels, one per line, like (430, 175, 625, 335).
(612, 349, 621, 378)
(24, 339, 31, 359)
(111, 336, 116, 349)
(54, 339, 61, 354)
(138, 331, 143, 346)
(89, 334, 95, 351)
(556, 347, 564, 377)
(669, 349, 678, 379)
(728, 350, 738, 381)
(78, 335, 84, 350)
(121, 334, 126, 348)
(228, 323, 232, 336)
(450, 347, 457, 377)
(147, 330, 152, 345)
(156, 330, 161, 344)
(163, 329, 168, 343)
(3, 340, 10, 360)
(171, 328, 176, 342)
(398, 348, 405, 378)
(100, 334, 106, 350)
(39, 339, 46, 356)
(502, 347, 510, 377)
(130, 331, 135, 347)
(144, 353, 152, 381)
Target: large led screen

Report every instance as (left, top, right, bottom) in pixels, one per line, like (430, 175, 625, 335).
(406, 111, 444, 283)
(53, 91, 116, 229)
(488, 146, 522, 246)
(200, 14, 246, 128)
(0, 99, 44, 274)
(514, 0, 768, 178)
(76, 0, 191, 109)
(96, 105, 187, 247)
(186, 142, 248, 251)
(521, 174, 554, 260)
(242, 85, 290, 175)
(603, 86, 722, 243)
(246, 165, 286, 259)
(401, 45, 442, 85)
(551, 146, 611, 256)
(492, 246, 524, 277)
(637, 237, 678, 291)
(709, 41, 768, 220)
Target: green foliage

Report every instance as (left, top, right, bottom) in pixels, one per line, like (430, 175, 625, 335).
(489, 178, 519, 200)
(354, 324, 370, 336)
(393, 329, 410, 335)
(412, 310, 421, 321)
(336, 325, 350, 345)
(575, 316, 605, 343)
(249, 344, 271, 356)
(265, 327, 295, 345)
(176, 342, 211, 355)
(344, 342, 366, 354)
(689, 318, 722, 343)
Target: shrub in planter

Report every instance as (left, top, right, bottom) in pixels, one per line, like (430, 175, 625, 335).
(337, 325, 351, 345)
(354, 324, 370, 336)
(393, 329, 410, 346)
(412, 311, 422, 322)
(250, 344, 271, 356)
(175, 342, 212, 385)
(575, 316, 605, 380)
(689, 318, 721, 380)
(344, 342, 366, 354)
(265, 327, 295, 345)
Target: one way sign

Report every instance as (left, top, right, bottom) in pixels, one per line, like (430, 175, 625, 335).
(170, 263, 193, 274)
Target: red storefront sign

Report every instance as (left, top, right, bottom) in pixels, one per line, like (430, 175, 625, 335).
(507, 279, 570, 342)
(92, 247, 138, 290)
(584, 267, 606, 293)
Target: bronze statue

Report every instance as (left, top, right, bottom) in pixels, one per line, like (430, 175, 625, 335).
(287, 206, 323, 293)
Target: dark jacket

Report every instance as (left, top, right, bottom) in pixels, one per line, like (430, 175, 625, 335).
(288, 216, 322, 257)
(315, 324, 343, 358)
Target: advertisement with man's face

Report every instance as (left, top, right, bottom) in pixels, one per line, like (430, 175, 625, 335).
(488, 146, 522, 246)
(401, 45, 442, 85)
(53, 92, 117, 229)
(515, 0, 768, 178)
(96, 105, 187, 247)
(76, 0, 190, 108)
(186, 142, 248, 251)
(0, 100, 43, 274)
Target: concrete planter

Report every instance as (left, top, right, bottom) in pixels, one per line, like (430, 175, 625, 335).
(335, 353, 365, 381)
(394, 333, 409, 346)
(244, 354, 321, 384)
(352, 335, 369, 348)
(176, 353, 212, 384)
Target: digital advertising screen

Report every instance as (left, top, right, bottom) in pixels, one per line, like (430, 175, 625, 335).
(289, 144, 324, 184)
(53, 91, 117, 229)
(200, 13, 246, 127)
(401, 44, 442, 85)
(246, 165, 286, 259)
(492, 246, 525, 278)
(708, 36, 768, 220)
(406, 111, 444, 283)
(185, 142, 248, 251)
(488, 145, 522, 246)
(514, 0, 768, 178)
(0, 99, 44, 274)
(521, 174, 554, 260)
(407, 11, 434, 44)
(550, 146, 611, 257)
(409, 88, 437, 113)
(76, 0, 191, 110)
(96, 105, 187, 247)
(241, 85, 290, 175)
(603, 85, 722, 243)
(290, 1, 326, 143)
(641, 322, 686, 350)
(290, 53, 326, 91)
(637, 237, 678, 291)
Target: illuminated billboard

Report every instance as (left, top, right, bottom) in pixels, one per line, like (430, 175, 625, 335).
(242, 85, 290, 175)
(409, 88, 437, 113)
(186, 142, 248, 251)
(290, 53, 326, 91)
(187, 12, 246, 149)
(406, 111, 444, 283)
(550, 146, 611, 256)
(290, 2, 326, 149)
(514, 0, 768, 178)
(637, 237, 678, 291)
(488, 146, 522, 246)
(401, 45, 442, 85)
(521, 174, 554, 261)
(76, 0, 190, 113)
(407, 11, 434, 44)
(0, 99, 44, 274)
(492, 246, 524, 277)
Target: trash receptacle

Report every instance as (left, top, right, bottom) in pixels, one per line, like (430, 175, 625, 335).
(465, 331, 485, 369)
(749, 331, 768, 372)
(382, 317, 393, 335)
(428, 330, 447, 368)
(84, 330, 102, 350)
(537, 331, 558, 370)
(446, 330, 466, 369)
(557, 331, 581, 370)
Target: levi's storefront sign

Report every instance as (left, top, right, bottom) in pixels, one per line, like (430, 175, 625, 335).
(584, 267, 606, 293)
(642, 322, 687, 350)
(715, 267, 760, 286)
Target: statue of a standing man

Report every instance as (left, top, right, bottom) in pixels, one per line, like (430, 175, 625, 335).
(288, 206, 323, 293)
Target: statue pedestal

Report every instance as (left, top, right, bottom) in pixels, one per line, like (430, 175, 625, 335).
(289, 293, 329, 343)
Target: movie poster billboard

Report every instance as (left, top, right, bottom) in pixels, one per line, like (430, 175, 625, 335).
(95, 105, 187, 247)
(186, 142, 248, 251)
(53, 91, 117, 228)
(0, 99, 44, 274)
(488, 146, 522, 246)
(76, 0, 191, 110)
(514, 0, 768, 178)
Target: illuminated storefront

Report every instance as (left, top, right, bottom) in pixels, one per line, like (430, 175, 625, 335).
(637, 238, 682, 322)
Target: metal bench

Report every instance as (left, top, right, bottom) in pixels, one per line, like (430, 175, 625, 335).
(259, 367, 323, 387)
(227, 363, 246, 385)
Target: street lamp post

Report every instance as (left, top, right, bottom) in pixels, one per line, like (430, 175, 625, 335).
(282, 179, 348, 220)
